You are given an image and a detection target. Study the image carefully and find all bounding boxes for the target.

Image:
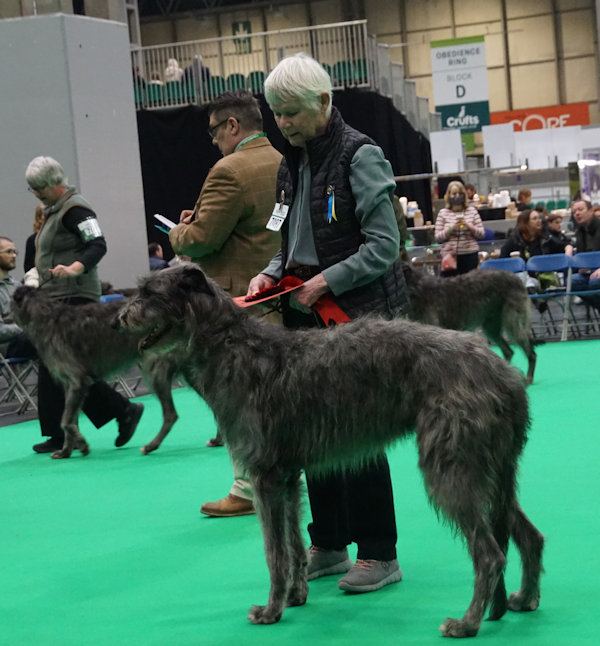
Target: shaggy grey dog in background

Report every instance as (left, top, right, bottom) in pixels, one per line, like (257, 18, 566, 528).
(11, 286, 183, 458)
(114, 263, 544, 638)
(403, 264, 537, 383)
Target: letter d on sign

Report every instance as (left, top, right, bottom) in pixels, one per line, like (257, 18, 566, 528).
(456, 84, 466, 98)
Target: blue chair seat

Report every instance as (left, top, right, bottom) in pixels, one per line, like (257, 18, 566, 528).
(480, 257, 526, 273)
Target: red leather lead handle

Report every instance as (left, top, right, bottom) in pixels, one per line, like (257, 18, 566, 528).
(312, 295, 352, 326)
(234, 276, 351, 326)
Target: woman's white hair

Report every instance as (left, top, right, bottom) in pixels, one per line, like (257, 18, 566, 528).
(25, 156, 67, 189)
(264, 53, 332, 116)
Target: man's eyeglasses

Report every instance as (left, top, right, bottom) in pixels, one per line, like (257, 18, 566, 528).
(27, 185, 46, 194)
(207, 117, 230, 138)
(0, 248, 18, 255)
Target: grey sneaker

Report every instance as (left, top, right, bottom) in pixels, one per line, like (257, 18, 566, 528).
(338, 558, 403, 592)
(307, 545, 352, 581)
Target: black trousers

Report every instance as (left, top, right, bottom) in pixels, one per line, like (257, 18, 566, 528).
(284, 303, 398, 562)
(37, 361, 129, 441)
(439, 250, 480, 278)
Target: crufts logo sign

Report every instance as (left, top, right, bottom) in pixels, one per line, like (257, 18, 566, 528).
(445, 105, 480, 129)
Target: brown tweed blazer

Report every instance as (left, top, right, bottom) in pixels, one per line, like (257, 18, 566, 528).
(169, 136, 282, 298)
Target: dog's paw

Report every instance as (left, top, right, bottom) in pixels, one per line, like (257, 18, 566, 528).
(439, 617, 480, 638)
(507, 591, 540, 612)
(286, 581, 308, 607)
(51, 449, 72, 459)
(247, 604, 282, 625)
(140, 443, 158, 455)
(77, 442, 90, 456)
(488, 596, 508, 621)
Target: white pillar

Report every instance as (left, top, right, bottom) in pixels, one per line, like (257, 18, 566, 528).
(0, 13, 148, 287)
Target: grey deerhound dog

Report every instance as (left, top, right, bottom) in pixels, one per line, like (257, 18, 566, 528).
(403, 264, 537, 383)
(113, 263, 544, 638)
(11, 286, 183, 458)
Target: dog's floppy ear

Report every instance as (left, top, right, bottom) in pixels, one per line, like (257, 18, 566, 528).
(178, 264, 214, 296)
(11, 285, 35, 305)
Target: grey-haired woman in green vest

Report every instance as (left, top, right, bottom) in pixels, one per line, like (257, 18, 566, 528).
(25, 156, 143, 455)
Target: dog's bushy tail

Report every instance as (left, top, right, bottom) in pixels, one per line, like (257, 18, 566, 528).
(501, 287, 532, 347)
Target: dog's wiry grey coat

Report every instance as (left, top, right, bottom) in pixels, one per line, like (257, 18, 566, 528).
(10, 286, 183, 457)
(404, 264, 537, 383)
(114, 263, 544, 638)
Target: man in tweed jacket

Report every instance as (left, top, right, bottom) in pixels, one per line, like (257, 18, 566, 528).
(170, 91, 281, 518)
(169, 91, 281, 298)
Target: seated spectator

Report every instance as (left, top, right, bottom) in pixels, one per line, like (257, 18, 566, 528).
(516, 189, 532, 211)
(542, 213, 574, 256)
(464, 183, 477, 201)
(500, 209, 555, 292)
(571, 199, 600, 309)
(164, 58, 184, 83)
(0, 237, 22, 347)
(132, 65, 146, 91)
(184, 55, 211, 86)
(148, 242, 168, 271)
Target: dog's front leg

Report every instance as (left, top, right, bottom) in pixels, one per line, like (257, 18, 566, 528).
(247, 473, 291, 625)
(140, 358, 178, 454)
(52, 384, 90, 459)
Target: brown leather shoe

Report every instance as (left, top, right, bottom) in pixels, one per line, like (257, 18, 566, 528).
(200, 494, 255, 517)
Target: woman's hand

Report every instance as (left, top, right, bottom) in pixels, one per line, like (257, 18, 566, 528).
(49, 262, 84, 278)
(246, 273, 276, 298)
(290, 273, 330, 311)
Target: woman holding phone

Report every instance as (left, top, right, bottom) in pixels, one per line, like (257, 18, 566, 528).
(434, 180, 485, 277)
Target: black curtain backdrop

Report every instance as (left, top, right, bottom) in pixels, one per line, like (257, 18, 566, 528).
(137, 90, 432, 260)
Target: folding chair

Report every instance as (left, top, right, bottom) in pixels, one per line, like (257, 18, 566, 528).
(569, 251, 600, 335)
(525, 253, 573, 341)
(0, 350, 38, 415)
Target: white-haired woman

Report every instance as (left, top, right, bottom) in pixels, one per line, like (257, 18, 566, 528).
(434, 180, 484, 277)
(164, 57, 183, 82)
(24, 156, 143, 455)
(247, 53, 407, 595)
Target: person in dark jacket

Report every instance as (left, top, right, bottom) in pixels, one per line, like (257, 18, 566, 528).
(247, 53, 409, 595)
(500, 209, 554, 293)
(541, 213, 574, 256)
(501, 209, 544, 260)
(148, 242, 168, 271)
(25, 156, 143, 454)
(571, 199, 600, 308)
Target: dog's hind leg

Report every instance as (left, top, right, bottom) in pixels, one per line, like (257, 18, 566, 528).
(52, 384, 90, 459)
(439, 522, 506, 638)
(248, 469, 295, 625)
(520, 337, 537, 385)
(283, 472, 309, 608)
(418, 415, 506, 637)
(507, 502, 544, 612)
(483, 319, 515, 363)
(140, 357, 178, 454)
(487, 501, 512, 620)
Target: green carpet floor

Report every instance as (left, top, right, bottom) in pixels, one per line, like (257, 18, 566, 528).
(1, 340, 598, 645)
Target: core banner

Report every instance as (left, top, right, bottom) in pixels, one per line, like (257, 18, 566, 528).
(490, 103, 590, 131)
